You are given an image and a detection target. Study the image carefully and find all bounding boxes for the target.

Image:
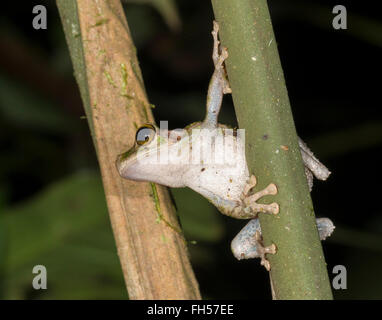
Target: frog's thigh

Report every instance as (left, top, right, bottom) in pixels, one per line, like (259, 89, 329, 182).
(231, 219, 261, 260)
(208, 193, 240, 216)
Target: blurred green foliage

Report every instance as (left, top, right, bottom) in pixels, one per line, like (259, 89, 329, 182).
(1, 172, 125, 299)
(0, 0, 382, 299)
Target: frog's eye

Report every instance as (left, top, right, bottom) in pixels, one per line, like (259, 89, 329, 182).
(136, 124, 156, 145)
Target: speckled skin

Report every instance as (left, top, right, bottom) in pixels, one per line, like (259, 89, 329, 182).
(116, 21, 334, 269)
(231, 218, 335, 260)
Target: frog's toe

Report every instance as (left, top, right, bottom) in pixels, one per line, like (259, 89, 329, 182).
(242, 175, 257, 198)
(223, 83, 232, 94)
(248, 174, 257, 185)
(265, 183, 278, 195)
(249, 183, 278, 201)
(254, 231, 277, 271)
(220, 46, 229, 60)
(267, 202, 280, 215)
(251, 202, 279, 215)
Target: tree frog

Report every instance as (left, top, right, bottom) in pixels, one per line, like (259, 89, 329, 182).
(116, 21, 334, 271)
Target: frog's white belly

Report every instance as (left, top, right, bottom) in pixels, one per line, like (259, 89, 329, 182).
(183, 129, 249, 203)
(186, 162, 249, 203)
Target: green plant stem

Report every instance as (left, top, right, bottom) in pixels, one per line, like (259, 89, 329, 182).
(212, 0, 333, 299)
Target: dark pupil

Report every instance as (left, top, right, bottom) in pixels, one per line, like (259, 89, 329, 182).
(137, 128, 153, 143)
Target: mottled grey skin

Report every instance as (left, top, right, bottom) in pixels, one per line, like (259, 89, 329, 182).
(116, 21, 334, 270)
(231, 218, 335, 261)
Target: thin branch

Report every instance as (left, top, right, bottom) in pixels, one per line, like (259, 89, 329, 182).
(212, 0, 333, 299)
(57, 0, 200, 299)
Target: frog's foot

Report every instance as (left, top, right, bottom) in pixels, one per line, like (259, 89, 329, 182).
(254, 231, 277, 271)
(211, 20, 221, 65)
(233, 175, 279, 218)
(231, 220, 276, 270)
(211, 21, 232, 94)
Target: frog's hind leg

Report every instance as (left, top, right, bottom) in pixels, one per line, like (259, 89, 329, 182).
(231, 217, 335, 270)
(231, 218, 276, 271)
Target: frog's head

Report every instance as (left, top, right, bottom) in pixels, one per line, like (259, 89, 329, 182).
(116, 124, 163, 180)
(116, 123, 192, 187)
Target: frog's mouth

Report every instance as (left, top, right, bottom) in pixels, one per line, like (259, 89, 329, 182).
(115, 146, 140, 179)
(116, 144, 159, 181)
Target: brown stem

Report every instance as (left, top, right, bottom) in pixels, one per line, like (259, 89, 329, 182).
(57, 0, 201, 299)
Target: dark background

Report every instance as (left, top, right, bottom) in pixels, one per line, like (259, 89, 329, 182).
(0, 0, 381, 299)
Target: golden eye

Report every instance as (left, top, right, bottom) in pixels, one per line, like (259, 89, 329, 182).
(135, 124, 156, 145)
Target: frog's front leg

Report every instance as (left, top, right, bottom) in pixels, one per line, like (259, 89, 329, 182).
(203, 21, 232, 129)
(211, 21, 231, 95)
(229, 175, 279, 219)
(298, 137, 331, 190)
